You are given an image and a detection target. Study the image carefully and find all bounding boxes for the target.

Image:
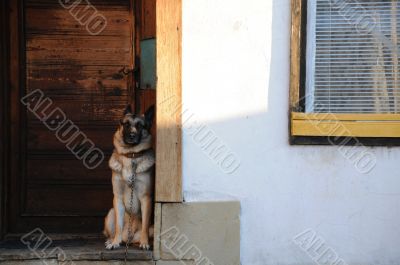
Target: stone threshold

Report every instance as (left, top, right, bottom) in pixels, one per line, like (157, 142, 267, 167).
(0, 234, 152, 262)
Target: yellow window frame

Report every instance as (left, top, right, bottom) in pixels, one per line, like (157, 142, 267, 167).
(289, 0, 400, 140)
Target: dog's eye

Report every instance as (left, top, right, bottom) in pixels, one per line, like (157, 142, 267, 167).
(136, 123, 143, 130)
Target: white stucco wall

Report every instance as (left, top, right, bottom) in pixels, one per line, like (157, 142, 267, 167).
(181, 0, 400, 265)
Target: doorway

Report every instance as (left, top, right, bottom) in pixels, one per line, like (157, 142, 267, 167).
(6, 0, 156, 234)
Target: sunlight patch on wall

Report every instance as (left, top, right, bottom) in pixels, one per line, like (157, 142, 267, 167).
(182, 0, 272, 124)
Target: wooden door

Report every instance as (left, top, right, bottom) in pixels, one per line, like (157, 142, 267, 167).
(9, 0, 135, 233)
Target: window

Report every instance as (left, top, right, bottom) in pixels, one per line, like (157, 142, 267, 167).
(290, 0, 400, 142)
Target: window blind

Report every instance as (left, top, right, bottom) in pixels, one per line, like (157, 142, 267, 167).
(306, 0, 400, 113)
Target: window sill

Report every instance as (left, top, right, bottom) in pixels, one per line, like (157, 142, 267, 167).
(291, 112, 400, 138)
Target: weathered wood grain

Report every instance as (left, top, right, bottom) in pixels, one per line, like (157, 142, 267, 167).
(155, 0, 182, 202)
(27, 65, 129, 101)
(7, 0, 135, 233)
(141, 0, 156, 39)
(27, 77, 128, 96)
(25, 184, 112, 214)
(27, 157, 111, 182)
(26, 97, 128, 120)
(27, 124, 116, 151)
(289, 0, 304, 110)
(26, 9, 131, 36)
(27, 49, 131, 66)
(26, 0, 130, 8)
(27, 35, 131, 49)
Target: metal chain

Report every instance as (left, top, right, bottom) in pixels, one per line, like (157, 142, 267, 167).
(124, 163, 137, 264)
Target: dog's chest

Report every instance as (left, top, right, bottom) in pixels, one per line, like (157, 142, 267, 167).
(109, 154, 135, 176)
(123, 187, 140, 215)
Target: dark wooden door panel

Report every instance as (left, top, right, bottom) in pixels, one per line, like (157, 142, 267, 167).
(27, 124, 115, 151)
(9, 0, 134, 233)
(26, 99, 129, 122)
(25, 185, 112, 215)
(27, 156, 111, 183)
(26, 2, 131, 36)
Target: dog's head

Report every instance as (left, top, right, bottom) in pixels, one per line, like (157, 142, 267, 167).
(119, 104, 155, 146)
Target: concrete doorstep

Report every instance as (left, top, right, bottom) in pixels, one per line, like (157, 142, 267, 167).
(0, 201, 241, 265)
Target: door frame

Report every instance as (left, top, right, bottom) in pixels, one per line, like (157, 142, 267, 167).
(0, 0, 183, 238)
(0, 0, 10, 239)
(155, 0, 183, 202)
(0, 0, 24, 238)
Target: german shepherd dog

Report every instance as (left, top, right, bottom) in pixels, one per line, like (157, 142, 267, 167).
(104, 105, 155, 250)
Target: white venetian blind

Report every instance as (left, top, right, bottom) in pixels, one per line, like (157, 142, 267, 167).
(306, 0, 400, 113)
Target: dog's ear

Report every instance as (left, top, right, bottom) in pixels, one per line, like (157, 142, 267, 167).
(144, 105, 155, 129)
(123, 104, 132, 115)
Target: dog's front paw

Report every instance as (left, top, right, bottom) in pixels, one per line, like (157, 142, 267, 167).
(139, 236, 150, 250)
(105, 239, 121, 250)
